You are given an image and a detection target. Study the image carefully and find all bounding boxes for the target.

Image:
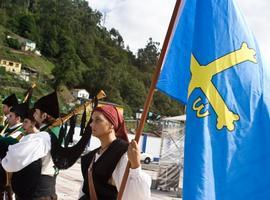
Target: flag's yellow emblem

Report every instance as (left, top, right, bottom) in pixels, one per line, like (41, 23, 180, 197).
(188, 43, 257, 131)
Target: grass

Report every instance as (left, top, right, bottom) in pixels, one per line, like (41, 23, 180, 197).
(0, 25, 55, 75)
(18, 53, 55, 75)
(0, 25, 72, 110)
(0, 46, 55, 75)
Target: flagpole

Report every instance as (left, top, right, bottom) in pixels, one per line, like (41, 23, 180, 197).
(117, 0, 183, 198)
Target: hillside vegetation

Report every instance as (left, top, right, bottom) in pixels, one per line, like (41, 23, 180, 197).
(0, 0, 184, 117)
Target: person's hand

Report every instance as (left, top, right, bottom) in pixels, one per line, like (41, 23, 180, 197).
(127, 140, 141, 169)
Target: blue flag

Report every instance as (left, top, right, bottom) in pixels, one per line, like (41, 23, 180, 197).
(157, 0, 270, 199)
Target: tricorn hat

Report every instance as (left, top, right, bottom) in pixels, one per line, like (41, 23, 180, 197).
(10, 103, 29, 120)
(34, 91, 59, 119)
(2, 94, 18, 108)
(25, 108, 36, 122)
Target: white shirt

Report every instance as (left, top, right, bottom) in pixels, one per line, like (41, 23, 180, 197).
(2, 131, 53, 175)
(79, 152, 152, 200)
(3, 115, 7, 124)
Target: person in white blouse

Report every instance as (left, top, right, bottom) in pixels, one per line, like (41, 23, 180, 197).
(79, 105, 151, 200)
(0, 102, 27, 199)
(2, 92, 60, 200)
(1, 107, 42, 200)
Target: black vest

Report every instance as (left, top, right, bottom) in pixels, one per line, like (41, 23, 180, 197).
(0, 127, 22, 191)
(11, 159, 42, 200)
(0, 125, 4, 133)
(80, 139, 128, 200)
(0, 165, 6, 192)
(4, 124, 22, 137)
(4, 127, 16, 137)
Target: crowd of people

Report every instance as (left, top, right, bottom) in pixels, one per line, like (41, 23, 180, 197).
(0, 92, 151, 200)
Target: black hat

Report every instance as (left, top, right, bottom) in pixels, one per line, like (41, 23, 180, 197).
(10, 103, 29, 120)
(2, 94, 18, 107)
(25, 108, 36, 122)
(34, 92, 59, 119)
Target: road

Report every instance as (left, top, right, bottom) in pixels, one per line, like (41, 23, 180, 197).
(56, 162, 182, 200)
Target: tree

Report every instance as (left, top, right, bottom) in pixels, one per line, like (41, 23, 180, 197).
(0, 0, 184, 118)
(120, 75, 147, 114)
(6, 37, 21, 49)
(110, 28, 124, 48)
(18, 13, 39, 41)
(0, 8, 7, 25)
(137, 38, 160, 72)
(53, 34, 85, 87)
(152, 91, 185, 116)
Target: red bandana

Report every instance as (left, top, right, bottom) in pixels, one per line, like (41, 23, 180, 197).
(93, 105, 129, 142)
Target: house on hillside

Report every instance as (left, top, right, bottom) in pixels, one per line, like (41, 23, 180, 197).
(7, 34, 38, 53)
(21, 40, 36, 52)
(71, 89, 90, 99)
(0, 58, 22, 74)
(20, 66, 39, 81)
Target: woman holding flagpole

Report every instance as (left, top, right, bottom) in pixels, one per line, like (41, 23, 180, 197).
(79, 105, 151, 200)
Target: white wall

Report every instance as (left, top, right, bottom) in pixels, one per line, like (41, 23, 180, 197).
(72, 89, 89, 99)
(144, 136, 161, 158)
(78, 91, 89, 99)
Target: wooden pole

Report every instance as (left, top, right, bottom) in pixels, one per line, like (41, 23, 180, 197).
(50, 90, 106, 127)
(117, 0, 183, 198)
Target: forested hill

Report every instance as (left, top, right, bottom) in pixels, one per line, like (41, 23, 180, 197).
(0, 0, 184, 117)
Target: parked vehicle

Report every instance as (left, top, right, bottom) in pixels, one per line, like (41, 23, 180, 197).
(141, 152, 154, 164)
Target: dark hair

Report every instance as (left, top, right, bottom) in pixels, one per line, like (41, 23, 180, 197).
(39, 110, 56, 125)
(9, 111, 22, 122)
(26, 108, 40, 129)
(26, 108, 36, 122)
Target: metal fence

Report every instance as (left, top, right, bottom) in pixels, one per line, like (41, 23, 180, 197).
(156, 120, 185, 197)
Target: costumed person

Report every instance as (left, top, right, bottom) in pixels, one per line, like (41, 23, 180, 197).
(0, 103, 28, 200)
(8, 108, 42, 200)
(0, 103, 28, 146)
(3, 103, 25, 138)
(22, 108, 39, 134)
(2, 91, 60, 200)
(33, 92, 60, 136)
(79, 105, 151, 200)
(0, 94, 18, 132)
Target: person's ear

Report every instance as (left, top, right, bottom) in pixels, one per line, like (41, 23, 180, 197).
(42, 113, 48, 120)
(17, 116, 22, 122)
(107, 121, 113, 129)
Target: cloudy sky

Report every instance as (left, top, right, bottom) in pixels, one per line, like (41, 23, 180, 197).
(87, 0, 270, 62)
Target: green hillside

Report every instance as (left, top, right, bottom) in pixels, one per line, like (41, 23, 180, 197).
(0, 25, 5, 46)
(0, 24, 57, 103)
(0, 25, 55, 75)
(0, 47, 55, 75)
(0, 0, 184, 117)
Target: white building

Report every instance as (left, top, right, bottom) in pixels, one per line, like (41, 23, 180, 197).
(0, 59, 22, 74)
(22, 40, 36, 51)
(71, 89, 90, 99)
